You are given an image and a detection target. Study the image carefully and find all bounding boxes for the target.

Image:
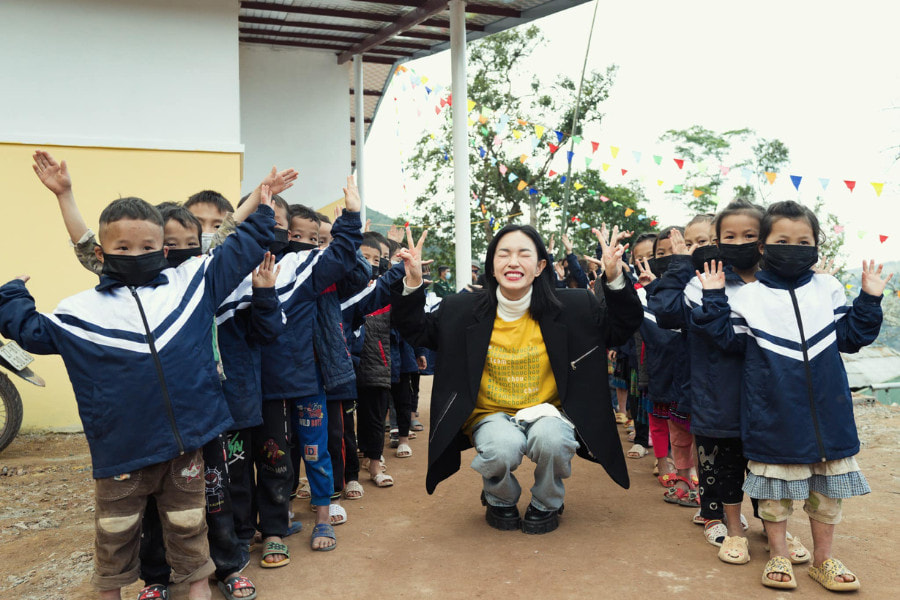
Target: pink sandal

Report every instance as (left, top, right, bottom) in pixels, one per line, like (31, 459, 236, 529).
(663, 476, 700, 507)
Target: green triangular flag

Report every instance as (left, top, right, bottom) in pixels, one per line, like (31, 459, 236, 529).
(540, 196, 549, 205)
(673, 184, 683, 193)
(653, 155, 662, 165)
(573, 136, 582, 144)
(480, 126, 489, 136)
(585, 157, 593, 168)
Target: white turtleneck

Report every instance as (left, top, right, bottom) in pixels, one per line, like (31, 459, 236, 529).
(495, 286, 531, 322)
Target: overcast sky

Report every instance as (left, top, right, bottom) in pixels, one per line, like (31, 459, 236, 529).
(362, 0, 900, 266)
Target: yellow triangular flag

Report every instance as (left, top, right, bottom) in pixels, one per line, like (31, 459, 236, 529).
(872, 182, 884, 196)
(429, 133, 435, 140)
(550, 202, 559, 208)
(534, 125, 545, 138)
(625, 208, 635, 217)
(513, 130, 522, 140)
(421, 76, 429, 84)
(519, 154, 528, 164)
(657, 179, 664, 186)
(517, 180, 527, 191)
(765, 171, 777, 185)
(574, 182, 584, 190)
(602, 163, 610, 171)
(610, 146, 620, 159)
(693, 188, 705, 198)
(466, 99, 476, 112)
(467, 118, 474, 127)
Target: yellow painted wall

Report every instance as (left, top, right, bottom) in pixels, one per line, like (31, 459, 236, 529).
(0, 143, 242, 431)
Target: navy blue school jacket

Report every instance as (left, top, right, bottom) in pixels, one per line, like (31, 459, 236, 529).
(647, 254, 746, 437)
(0, 206, 275, 479)
(692, 269, 882, 464)
(638, 282, 690, 408)
(258, 210, 362, 400)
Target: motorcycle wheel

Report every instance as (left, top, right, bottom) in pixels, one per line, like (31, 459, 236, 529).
(0, 373, 24, 452)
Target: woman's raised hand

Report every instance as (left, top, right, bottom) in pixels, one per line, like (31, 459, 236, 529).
(594, 224, 629, 281)
(860, 260, 893, 297)
(399, 225, 428, 288)
(697, 260, 726, 290)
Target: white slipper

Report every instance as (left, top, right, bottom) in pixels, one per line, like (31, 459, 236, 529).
(395, 443, 412, 458)
(343, 480, 364, 500)
(329, 503, 347, 526)
(626, 443, 648, 459)
(371, 472, 394, 488)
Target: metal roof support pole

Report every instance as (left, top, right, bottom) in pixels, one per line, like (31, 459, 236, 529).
(449, 0, 471, 289)
(353, 54, 367, 225)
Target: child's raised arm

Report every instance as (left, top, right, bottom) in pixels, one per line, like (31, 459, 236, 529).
(835, 260, 890, 353)
(32, 151, 102, 275)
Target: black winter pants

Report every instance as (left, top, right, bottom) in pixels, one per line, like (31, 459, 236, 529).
(357, 385, 390, 461)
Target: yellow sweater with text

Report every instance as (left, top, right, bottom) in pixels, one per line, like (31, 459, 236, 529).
(464, 313, 560, 435)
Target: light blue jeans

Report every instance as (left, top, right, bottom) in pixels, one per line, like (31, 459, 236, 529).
(471, 412, 579, 512)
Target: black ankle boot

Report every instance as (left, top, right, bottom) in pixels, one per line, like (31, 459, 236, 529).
(521, 503, 563, 534)
(481, 492, 520, 531)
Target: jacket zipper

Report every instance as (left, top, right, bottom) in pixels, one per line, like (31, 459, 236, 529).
(570, 345, 599, 371)
(787, 288, 826, 462)
(430, 392, 458, 443)
(131, 287, 185, 455)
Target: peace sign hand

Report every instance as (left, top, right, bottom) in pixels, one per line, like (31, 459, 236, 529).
(697, 260, 726, 290)
(398, 225, 428, 288)
(636, 257, 655, 286)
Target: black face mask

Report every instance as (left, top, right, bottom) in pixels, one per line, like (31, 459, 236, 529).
(691, 245, 720, 272)
(165, 247, 202, 268)
(101, 250, 170, 287)
(648, 255, 675, 279)
(719, 241, 761, 270)
(269, 228, 289, 254)
(763, 244, 818, 280)
(287, 241, 317, 254)
(378, 257, 390, 276)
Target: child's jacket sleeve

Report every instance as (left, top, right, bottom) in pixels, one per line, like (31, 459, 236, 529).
(646, 255, 693, 330)
(566, 253, 590, 289)
(340, 261, 405, 321)
(205, 206, 275, 306)
(0, 280, 59, 355)
(690, 288, 747, 354)
(834, 283, 883, 353)
(247, 286, 285, 345)
(337, 250, 373, 300)
(72, 230, 103, 276)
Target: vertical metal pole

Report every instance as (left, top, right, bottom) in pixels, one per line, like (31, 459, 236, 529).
(449, 0, 470, 290)
(353, 55, 367, 225)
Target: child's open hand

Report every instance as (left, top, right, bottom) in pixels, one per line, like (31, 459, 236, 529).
(387, 224, 404, 243)
(670, 229, 693, 255)
(343, 176, 361, 213)
(697, 261, 726, 290)
(398, 225, 428, 288)
(32, 151, 71, 196)
(814, 257, 840, 276)
(595, 224, 629, 281)
(561, 233, 574, 255)
(259, 184, 273, 209)
(860, 260, 893, 297)
(636, 257, 655, 286)
(252, 252, 280, 288)
(262, 166, 299, 195)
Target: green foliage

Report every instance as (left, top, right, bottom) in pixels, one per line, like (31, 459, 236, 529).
(404, 25, 623, 264)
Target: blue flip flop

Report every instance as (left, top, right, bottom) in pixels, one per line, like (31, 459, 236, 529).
(310, 523, 337, 552)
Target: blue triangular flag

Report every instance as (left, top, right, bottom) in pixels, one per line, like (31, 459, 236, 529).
(528, 187, 538, 195)
(531, 136, 540, 149)
(425, 86, 432, 95)
(790, 175, 802, 190)
(498, 113, 509, 127)
(566, 151, 574, 164)
(478, 146, 486, 158)
(508, 173, 518, 182)
(555, 131, 564, 143)
(632, 150, 642, 163)
(560, 175, 567, 183)
(819, 177, 830, 190)
(490, 158, 497, 166)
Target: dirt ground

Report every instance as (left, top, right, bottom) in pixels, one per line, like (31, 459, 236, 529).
(1, 376, 899, 600)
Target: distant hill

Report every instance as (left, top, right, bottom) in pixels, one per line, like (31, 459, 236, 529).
(364, 207, 396, 236)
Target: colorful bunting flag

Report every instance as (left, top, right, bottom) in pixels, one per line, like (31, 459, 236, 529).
(573, 136, 582, 144)
(878, 234, 888, 243)
(600, 195, 610, 203)
(517, 119, 528, 126)
(765, 172, 777, 185)
(566, 151, 574, 164)
(872, 182, 884, 196)
(741, 167, 752, 182)
(574, 182, 584, 190)
(610, 146, 620, 159)
(833, 225, 845, 234)
(719, 165, 730, 176)
(621, 169, 628, 176)
(819, 178, 830, 190)
(434, 106, 441, 115)
(467, 99, 476, 112)
(555, 131, 564, 143)
(517, 180, 528, 191)
(673, 184, 684, 193)
(602, 163, 610, 171)
(625, 208, 635, 217)
(844, 180, 856, 192)
(548, 170, 557, 177)
(519, 154, 528, 164)
(560, 176, 567, 183)
(591, 141, 599, 153)
(548, 143, 559, 154)
(499, 164, 508, 175)
(653, 155, 662, 165)
(585, 157, 593, 168)
(478, 146, 486, 158)
(657, 180, 664, 186)
(674, 158, 685, 170)
(693, 188, 704, 198)
(508, 173, 517, 182)
(540, 196, 549, 204)
(632, 150, 642, 163)
(535, 125, 545, 138)
(513, 129, 522, 140)
(790, 175, 802, 190)
(528, 187, 538, 195)
(650, 220, 659, 227)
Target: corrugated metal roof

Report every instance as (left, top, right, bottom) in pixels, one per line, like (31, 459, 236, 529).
(842, 345, 900, 389)
(238, 0, 592, 165)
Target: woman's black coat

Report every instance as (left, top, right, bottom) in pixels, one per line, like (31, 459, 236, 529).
(391, 278, 643, 494)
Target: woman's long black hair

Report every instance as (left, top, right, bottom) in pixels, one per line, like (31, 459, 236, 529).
(476, 224, 563, 319)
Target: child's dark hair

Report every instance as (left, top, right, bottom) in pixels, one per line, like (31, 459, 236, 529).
(387, 239, 401, 257)
(360, 238, 382, 254)
(100, 197, 163, 229)
(317, 213, 332, 225)
(289, 204, 321, 226)
(686, 213, 715, 229)
(714, 198, 764, 239)
(185, 190, 234, 213)
(363, 231, 389, 249)
(652, 226, 684, 255)
(159, 205, 202, 241)
(155, 201, 180, 212)
(760, 200, 823, 246)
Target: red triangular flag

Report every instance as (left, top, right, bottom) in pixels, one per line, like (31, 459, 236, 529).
(440, 98, 447, 107)
(548, 143, 559, 154)
(621, 169, 628, 176)
(673, 158, 685, 170)
(434, 106, 441, 115)
(548, 170, 557, 177)
(880, 234, 889, 243)
(844, 180, 856, 192)
(591, 141, 599, 153)
(650, 220, 658, 227)
(446, 94, 452, 106)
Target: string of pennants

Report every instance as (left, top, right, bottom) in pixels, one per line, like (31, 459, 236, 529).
(390, 65, 894, 240)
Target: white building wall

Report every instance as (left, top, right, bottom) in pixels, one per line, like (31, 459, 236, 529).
(240, 45, 351, 207)
(0, 0, 241, 151)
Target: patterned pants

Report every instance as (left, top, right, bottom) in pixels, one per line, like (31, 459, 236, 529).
(694, 435, 747, 521)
